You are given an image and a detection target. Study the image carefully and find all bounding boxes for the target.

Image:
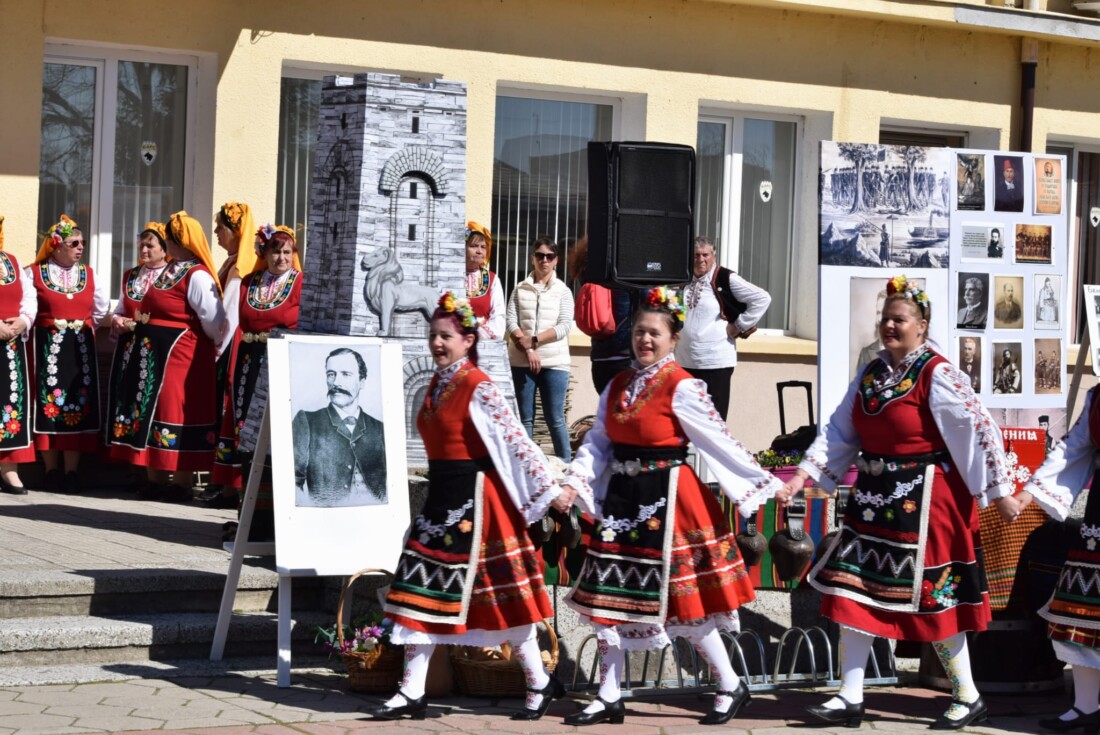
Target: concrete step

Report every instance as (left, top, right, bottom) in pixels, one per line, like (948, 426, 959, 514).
(0, 566, 325, 617)
(0, 611, 335, 667)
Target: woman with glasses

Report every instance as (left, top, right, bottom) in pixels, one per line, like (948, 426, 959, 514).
(506, 237, 574, 461)
(27, 215, 109, 492)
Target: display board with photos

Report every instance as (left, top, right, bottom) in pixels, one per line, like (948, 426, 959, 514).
(949, 150, 1067, 409)
(817, 143, 1068, 426)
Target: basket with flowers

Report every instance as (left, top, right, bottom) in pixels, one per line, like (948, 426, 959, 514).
(316, 568, 403, 693)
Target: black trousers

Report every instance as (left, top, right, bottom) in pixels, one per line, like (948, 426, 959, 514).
(683, 366, 734, 421)
(591, 358, 632, 396)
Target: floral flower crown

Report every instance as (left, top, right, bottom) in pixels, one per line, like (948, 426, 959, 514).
(886, 275, 929, 314)
(49, 215, 77, 247)
(438, 291, 479, 330)
(644, 286, 686, 322)
(254, 223, 296, 257)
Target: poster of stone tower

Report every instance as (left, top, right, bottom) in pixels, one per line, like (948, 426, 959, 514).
(298, 73, 515, 467)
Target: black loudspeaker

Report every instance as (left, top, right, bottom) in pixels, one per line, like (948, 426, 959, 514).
(586, 141, 695, 287)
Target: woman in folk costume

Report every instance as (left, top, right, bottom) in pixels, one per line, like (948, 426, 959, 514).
(559, 287, 784, 727)
(781, 276, 1015, 730)
(373, 292, 572, 722)
(210, 224, 302, 518)
(464, 221, 504, 340)
(0, 217, 38, 494)
(1010, 391, 1100, 732)
(27, 215, 109, 492)
(203, 202, 260, 507)
(105, 224, 169, 449)
(105, 211, 226, 502)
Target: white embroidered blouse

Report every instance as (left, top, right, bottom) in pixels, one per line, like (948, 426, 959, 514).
(799, 347, 1013, 508)
(563, 355, 782, 519)
(431, 357, 561, 524)
(1022, 389, 1092, 523)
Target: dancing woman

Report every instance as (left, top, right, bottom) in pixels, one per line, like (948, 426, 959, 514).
(782, 276, 1014, 730)
(373, 293, 572, 721)
(560, 286, 784, 727)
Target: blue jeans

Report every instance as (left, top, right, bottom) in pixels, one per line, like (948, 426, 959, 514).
(511, 367, 571, 462)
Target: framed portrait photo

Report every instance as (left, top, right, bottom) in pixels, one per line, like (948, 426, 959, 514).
(267, 334, 410, 575)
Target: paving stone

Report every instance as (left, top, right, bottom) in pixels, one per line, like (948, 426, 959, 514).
(0, 700, 48, 716)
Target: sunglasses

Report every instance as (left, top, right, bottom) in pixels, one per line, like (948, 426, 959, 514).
(533, 252, 557, 261)
(65, 240, 85, 248)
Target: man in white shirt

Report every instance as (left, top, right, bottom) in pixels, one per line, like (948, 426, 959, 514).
(675, 236, 771, 420)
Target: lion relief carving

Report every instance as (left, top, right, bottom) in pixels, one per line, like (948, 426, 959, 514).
(359, 247, 440, 336)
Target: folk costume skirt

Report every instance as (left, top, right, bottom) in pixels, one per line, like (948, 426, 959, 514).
(29, 322, 100, 451)
(0, 337, 34, 463)
(1041, 470, 1100, 668)
(808, 450, 991, 642)
(105, 320, 217, 472)
(567, 445, 755, 650)
(212, 337, 266, 493)
(385, 459, 552, 643)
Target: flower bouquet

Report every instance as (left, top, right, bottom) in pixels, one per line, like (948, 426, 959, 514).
(319, 569, 404, 693)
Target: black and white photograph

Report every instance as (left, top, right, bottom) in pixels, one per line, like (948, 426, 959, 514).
(1085, 285, 1100, 378)
(289, 343, 388, 508)
(820, 142, 952, 268)
(1034, 274, 1062, 330)
(993, 275, 1025, 330)
(1034, 338, 1062, 395)
(959, 223, 1004, 262)
(1015, 224, 1053, 265)
(992, 342, 1023, 395)
(956, 272, 989, 330)
(993, 155, 1025, 213)
(958, 336, 982, 392)
(956, 153, 985, 211)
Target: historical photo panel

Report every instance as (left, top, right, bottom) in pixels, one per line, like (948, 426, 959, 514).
(960, 223, 1004, 262)
(956, 153, 985, 212)
(958, 336, 982, 393)
(992, 275, 1025, 330)
(1015, 224, 1053, 265)
(991, 342, 1023, 395)
(849, 276, 926, 379)
(1034, 338, 1062, 395)
(1034, 157, 1063, 216)
(993, 155, 1025, 213)
(1034, 274, 1062, 330)
(956, 272, 989, 330)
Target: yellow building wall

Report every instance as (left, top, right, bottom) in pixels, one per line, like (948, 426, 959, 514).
(2, 0, 1099, 449)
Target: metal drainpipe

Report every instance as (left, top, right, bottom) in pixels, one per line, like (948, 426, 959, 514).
(1019, 1, 1041, 152)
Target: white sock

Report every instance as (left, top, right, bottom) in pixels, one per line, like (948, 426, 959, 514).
(1066, 665, 1100, 720)
(690, 628, 743, 714)
(822, 627, 873, 709)
(384, 642, 435, 705)
(583, 639, 623, 713)
(932, 633, 979, 721)
(511, 636, 551, 710)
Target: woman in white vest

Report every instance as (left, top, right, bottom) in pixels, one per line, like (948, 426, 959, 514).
(506, 237, 574, 461)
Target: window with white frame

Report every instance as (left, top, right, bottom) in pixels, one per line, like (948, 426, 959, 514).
(491, 94, 615, 297)
(277, 76, 322, 261)
(38, 49, 196, 295)
(696, 115, 799, 330)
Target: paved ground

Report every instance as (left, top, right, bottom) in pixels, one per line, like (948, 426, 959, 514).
(0, 485, 1071, 735)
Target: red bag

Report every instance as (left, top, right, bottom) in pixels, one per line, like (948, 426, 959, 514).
(574, 282, 615, 339)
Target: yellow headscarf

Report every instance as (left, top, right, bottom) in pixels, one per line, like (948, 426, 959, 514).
(217, 201, 259, 279)
(35, 214, 79, 264)
(137, 222, 169, 266)
(465, 221, 493, 267)
(167, 211, 222, 296)
(250, 223, 303, 274)
(0, 216, 5, 252)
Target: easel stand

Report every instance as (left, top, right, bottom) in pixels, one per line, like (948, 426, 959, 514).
(209, 408, 298, 685)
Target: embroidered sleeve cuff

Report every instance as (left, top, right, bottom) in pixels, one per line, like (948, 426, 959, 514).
(736, 475, 784, 518)
(1023, 478, 1071, 522)
(563, 473, 598, 518)
(522, 482, 561, 524)
(977, 482, 1013, 508)
(799, 457, 841, 488)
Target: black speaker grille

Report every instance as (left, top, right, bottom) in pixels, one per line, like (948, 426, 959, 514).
(617, 147, 693, 212)
(614, 215, 693, 284)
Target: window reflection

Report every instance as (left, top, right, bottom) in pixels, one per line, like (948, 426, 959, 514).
(38, 63, 96, 241)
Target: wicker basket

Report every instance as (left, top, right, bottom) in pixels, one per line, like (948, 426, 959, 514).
(336, 568, 403, 693)
(450, 621, 559, 698)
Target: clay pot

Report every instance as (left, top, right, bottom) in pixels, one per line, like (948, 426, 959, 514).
(769, 524, 815, 581)
(736, 520, 768, 567)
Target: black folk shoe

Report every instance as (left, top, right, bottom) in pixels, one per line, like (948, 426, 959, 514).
(699, 685, 751, 725)
(805, 695, 865, 728)
(563, 697, 626, 726)
(1038, 707, 1100, 733)
(511, 673, 566, 720)
(929, 696, 988, 730)
(368, 691, 427, 720)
